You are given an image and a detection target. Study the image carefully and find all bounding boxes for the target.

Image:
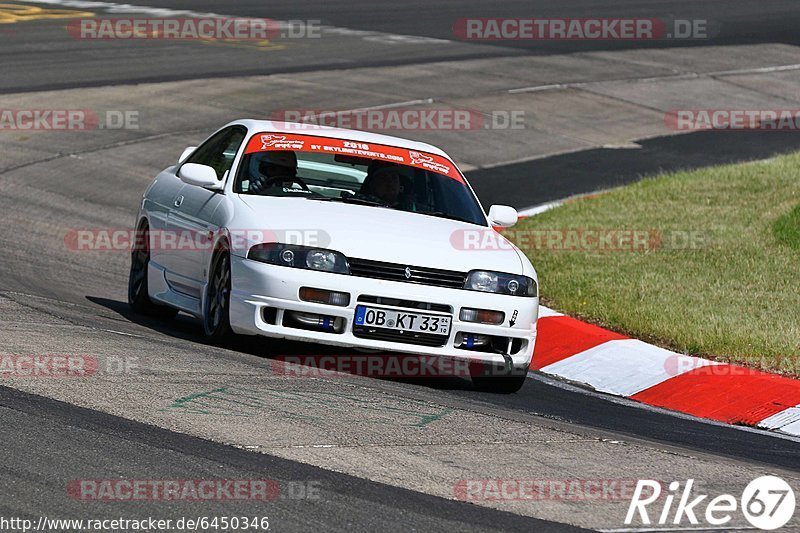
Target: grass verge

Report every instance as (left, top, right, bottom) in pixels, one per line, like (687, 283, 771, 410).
(510, 153, 800, 373)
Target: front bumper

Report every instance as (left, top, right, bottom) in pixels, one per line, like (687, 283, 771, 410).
(228, 256, 538, 368)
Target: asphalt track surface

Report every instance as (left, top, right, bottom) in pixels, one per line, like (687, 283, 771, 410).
(2, 1, 800, 531)
(0, 385, 583, 532)
(142, 0, 800, 52)
(3, 0, 800, 92)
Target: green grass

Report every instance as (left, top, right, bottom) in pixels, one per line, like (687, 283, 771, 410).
(774, 203, 800, 251)
(511, 153, 800, 373)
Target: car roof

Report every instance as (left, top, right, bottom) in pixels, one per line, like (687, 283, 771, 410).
(227, 119, 452, 159)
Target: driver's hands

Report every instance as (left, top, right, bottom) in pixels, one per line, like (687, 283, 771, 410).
(249, 174, 304, 194)
(249, 174, 274, 194)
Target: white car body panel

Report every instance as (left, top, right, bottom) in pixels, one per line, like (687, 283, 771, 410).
(135, 120, 539, 369)
(235, 195, 523, 271)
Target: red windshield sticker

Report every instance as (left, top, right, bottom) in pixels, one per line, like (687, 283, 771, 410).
(244, 132, 462, 182)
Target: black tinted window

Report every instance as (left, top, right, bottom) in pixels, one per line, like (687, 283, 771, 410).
(185, 126, 246, 180)
(234, 151, 487, 226)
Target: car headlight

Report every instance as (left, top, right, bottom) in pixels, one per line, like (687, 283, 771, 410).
(248, 243, 349, 274)
(464, 270, 537, 297)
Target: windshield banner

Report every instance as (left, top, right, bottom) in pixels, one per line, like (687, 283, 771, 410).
(244, 132, 463, 182)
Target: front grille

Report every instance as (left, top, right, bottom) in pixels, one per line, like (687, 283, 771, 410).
(357, 295, 452, 314)
(352, 325, 448, 347)
(348, 258, 466, 289)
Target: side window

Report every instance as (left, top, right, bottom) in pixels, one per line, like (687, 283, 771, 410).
(184, 126, 246, 180)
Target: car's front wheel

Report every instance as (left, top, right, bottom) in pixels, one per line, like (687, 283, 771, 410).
(128, 224, 178, 319)
(203, 247, 233, 342)
(471, 364, 528, 394)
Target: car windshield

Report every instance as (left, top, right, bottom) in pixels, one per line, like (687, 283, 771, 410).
(233, 135, 487, 226)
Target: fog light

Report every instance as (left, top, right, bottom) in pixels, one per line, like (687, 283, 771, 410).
(460, 308, 505, 325)
(299, 287, 350, 307)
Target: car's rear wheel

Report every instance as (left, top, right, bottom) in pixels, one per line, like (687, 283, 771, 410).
(203, 247, 233, 342)
(128, 224, 178, 318)
(471, 364, 527, 394)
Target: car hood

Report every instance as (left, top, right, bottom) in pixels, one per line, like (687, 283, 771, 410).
(235, 195, 524, 274)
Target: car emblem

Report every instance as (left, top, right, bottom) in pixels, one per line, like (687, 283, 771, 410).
(404, 266, 412, 280)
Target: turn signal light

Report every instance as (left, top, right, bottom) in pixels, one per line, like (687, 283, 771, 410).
(460, 308, 505, 325)
(299, 287, 350, 307)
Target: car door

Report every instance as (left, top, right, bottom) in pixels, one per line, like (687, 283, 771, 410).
(143, 169, 184, 275)
(165, 126, 246, 298)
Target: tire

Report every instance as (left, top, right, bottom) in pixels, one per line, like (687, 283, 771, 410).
(127, 225, 178, 319)
(203, 247, 233, 342)
(471, 364, 527, 394)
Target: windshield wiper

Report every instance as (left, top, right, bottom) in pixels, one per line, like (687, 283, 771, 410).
(300, 195, 334, 201)
(335, 196, 392, 208)
(420, 211, 476, 224)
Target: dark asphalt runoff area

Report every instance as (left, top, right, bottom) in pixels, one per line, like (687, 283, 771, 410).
(0, 384, 586, 533)
(470, 130, 800, 208)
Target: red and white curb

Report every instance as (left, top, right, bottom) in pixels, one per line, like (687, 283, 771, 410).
(530, 307, 800, 437)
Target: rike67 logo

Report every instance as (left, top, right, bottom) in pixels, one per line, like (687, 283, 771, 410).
(626, 477, 795, 530)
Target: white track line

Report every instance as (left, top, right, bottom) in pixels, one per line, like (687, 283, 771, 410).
(518, 201, 563, 217)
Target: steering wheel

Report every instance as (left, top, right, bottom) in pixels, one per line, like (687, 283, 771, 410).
(257, 175, 310, 192)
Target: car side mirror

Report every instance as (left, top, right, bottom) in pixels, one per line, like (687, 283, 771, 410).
(178, 163, 223, 190)
(487, 205, 518, 227)
(178, 146, 196, 164)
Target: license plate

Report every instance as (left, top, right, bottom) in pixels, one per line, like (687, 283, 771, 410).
(354, 305, 451, 335)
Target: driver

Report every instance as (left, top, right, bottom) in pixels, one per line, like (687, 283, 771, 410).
(358, 163, 402, 206)
(249, 151, 298, 194)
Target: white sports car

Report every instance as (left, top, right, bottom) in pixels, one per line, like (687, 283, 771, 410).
(128, 120, 539, 392)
